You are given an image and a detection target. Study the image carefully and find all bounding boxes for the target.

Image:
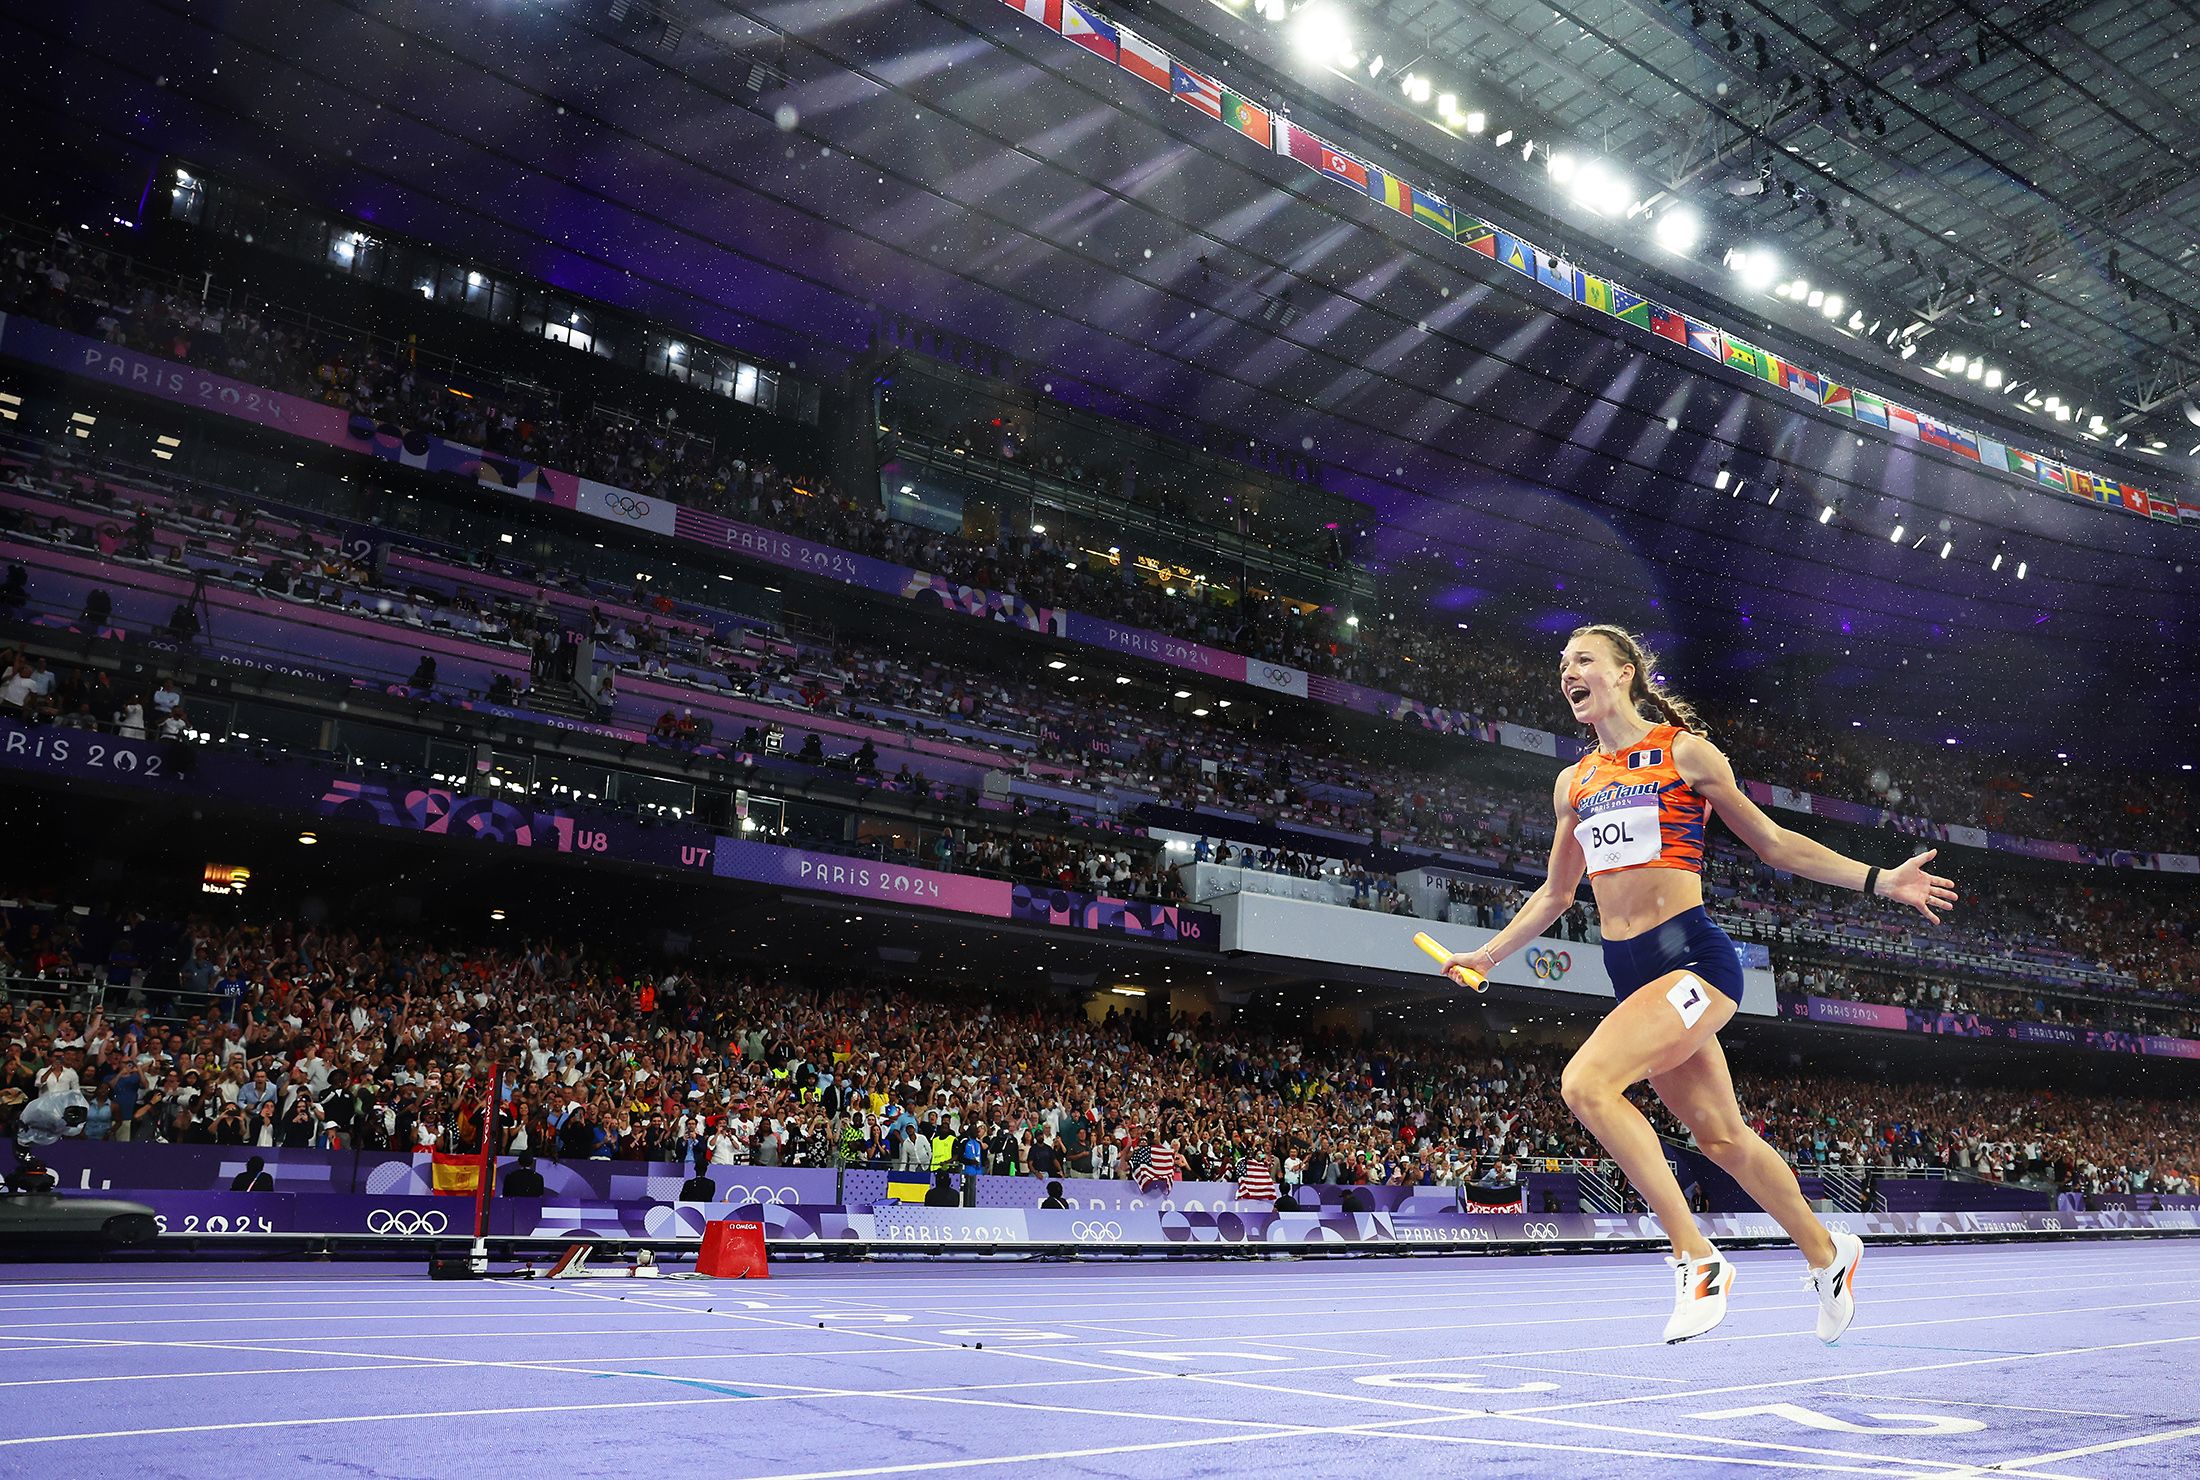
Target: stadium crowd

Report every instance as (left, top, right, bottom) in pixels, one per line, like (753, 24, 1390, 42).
(8, 425, 2198, 1011)
(0, 895, 2192, 1197)
(4, 222, 2194, 854)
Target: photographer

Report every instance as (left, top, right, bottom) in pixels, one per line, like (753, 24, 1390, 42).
(207, 1100, 249, 1146)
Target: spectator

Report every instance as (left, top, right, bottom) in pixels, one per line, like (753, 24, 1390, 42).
(503, 1153, 546, 1198)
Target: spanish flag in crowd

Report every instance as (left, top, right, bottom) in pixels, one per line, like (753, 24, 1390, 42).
(431, 1152, 483, 1197)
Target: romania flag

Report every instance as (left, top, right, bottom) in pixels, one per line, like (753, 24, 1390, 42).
(1365, 165, 1413, 216)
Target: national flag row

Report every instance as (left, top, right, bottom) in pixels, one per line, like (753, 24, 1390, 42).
(993, 0, 2200, 527)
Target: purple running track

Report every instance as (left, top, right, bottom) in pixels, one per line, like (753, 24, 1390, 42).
(0, 1239, 2195, 1478)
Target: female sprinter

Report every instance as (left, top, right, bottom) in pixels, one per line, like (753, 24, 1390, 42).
(1444, 624, 1956, 1344)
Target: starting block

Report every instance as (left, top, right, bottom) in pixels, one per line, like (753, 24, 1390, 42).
(545, 1244, 660, 1279)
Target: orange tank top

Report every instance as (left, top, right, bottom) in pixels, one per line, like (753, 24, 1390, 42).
(1566, 723, 1711, 878)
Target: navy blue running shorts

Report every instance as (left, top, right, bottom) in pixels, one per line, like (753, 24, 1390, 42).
(1600, 905, 1746, 1006)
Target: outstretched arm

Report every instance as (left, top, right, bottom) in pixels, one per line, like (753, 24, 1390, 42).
(1674, 732, 1959, 923)
(1445, 767, 1589, 978)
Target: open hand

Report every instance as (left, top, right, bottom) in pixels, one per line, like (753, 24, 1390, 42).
(1880, 849, 1959, 924)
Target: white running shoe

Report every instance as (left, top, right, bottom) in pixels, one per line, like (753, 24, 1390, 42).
(1803, 1231, 1864, 1344)
(1663, 1246, 1736, 1344)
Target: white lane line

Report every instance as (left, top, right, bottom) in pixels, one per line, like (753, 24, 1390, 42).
(1360, 1423, 2099, 1480)
(0, 1297, 553, 1316)
(0, 1308, 745, 1331)
(2, 1242, 2186, 1293)
(767, 1260, 2195, 1321)
(794, 1267, 2133, 1328)
(1831, 1395, 2136, 1420)
(0, 1325, 791, 1346)
(746, 1416, 1988, 1480)
(13, 1279, 2189, 1376)
(1497, 1334, 2200, 1419)
(0, 1360, 469, 1388)
(775, 1255, 2186, 1312)
(0, 1394, 764, 1446)
(1480, 1411, 2103, 1480)
(1477, 1361, 1692, 1384)
(1954, 1421, 2200, 1473)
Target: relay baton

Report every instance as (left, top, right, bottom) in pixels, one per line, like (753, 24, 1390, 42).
(1413, 932, 1487, 992)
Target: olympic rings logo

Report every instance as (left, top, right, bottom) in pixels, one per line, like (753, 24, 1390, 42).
(729, 1186, 799, 1206)
(1069, 1220, 1125, 1241)
(366, 1208, 450, 1236)
(598, 492, 653, 520)
(1526, 948, 1572, 980)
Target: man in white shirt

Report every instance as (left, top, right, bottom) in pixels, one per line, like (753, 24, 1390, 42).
(34, 1044, 81, 1098)
(152, 678, 182, 717)
(0, 663, 34, 713)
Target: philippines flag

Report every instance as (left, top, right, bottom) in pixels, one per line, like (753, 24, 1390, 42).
(1170, 60, 1223, 119)
(1060, 0, 1118, 61)
(1116, 27, 1171, 89)
(1649, 305, 1689, 345)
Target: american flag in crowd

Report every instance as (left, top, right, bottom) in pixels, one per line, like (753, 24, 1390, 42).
(1129, 1143, 1177, 1191)
(1234, 1155, 1278, 1203)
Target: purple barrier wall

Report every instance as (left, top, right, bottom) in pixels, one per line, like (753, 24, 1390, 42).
(45, 1141, 1421, 1216)
(1876, 1180, 2054, 1213)
(712, 838, 1218, 947)
(63, 1189, 2195, 1245)
(1781, 993, 2200, 1061)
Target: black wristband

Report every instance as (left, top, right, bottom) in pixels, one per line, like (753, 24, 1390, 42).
(1863, 865, 1880, 899)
